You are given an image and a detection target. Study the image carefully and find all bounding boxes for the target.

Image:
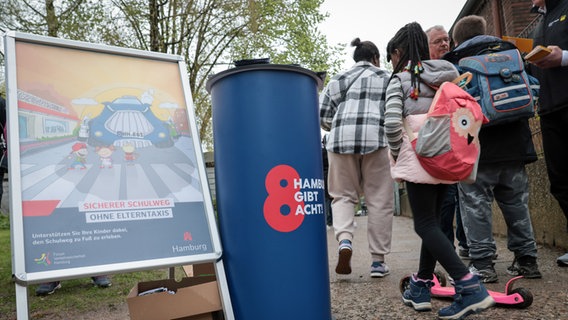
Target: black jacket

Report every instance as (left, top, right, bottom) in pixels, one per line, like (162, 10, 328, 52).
(531, 0, 568, 115)
(478, 120, 537, 165)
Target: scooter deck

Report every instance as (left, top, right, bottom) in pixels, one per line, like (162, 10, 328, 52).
(430, 275, 527, 306)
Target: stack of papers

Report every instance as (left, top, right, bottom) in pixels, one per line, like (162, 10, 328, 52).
(525, 45, 552, 62)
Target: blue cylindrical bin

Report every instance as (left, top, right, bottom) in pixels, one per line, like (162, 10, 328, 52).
(207, 63, 331, 320)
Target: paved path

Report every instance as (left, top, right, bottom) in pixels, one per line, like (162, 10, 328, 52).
(327, 215, 568, 319)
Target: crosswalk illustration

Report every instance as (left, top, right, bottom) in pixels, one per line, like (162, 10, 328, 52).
(19, 136, 204, 212)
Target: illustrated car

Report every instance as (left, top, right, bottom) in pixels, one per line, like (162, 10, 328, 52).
(87, 95, 174, 148)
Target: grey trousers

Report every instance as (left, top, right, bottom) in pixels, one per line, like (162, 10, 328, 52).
(328, 147, 394, 262)
(458, 162, 537, 261)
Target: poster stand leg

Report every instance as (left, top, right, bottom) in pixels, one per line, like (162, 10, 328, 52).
(214, 259, 235, 320)
(15, 282, 30, 320)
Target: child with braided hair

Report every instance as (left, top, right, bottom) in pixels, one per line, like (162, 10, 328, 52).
(384, 22, 494, 319)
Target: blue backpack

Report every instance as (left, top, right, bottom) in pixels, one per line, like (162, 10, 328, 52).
(458, 49, 539, 126)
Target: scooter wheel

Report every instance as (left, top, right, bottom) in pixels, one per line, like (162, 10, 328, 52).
(509, 287, 533, 308)
(399, 275, 411, 294)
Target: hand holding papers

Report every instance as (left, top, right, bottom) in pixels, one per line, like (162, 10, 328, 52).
(525, 45, 552, 62)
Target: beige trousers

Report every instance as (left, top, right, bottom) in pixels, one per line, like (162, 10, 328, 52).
(327, 147, 394, 262)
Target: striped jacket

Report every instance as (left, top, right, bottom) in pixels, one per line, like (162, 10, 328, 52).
(384, 59, 461, 184)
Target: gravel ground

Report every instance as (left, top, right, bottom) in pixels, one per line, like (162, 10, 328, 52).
(327, 216, 568, 320)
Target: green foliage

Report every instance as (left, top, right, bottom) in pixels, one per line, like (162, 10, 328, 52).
(382, 55, 394, 74)
(0, 0, 108, 41)
(229, 0, 343, 72)
(0, 0, 342, 150)
(0, 229, 12, 318)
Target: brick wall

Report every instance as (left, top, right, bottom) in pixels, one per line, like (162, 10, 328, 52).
(455, 0, 540, 37)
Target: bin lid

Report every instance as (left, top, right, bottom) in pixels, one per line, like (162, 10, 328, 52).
(206, 62, 324, 93)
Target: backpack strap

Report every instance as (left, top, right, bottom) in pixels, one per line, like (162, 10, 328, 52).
(340, 68, 367, 102)
(451, 72, 473, 89)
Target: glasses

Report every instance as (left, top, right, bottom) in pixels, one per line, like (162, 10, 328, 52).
(431, 37, 450, 45)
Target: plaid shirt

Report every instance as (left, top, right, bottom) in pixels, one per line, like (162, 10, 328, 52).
(320, 61, 390, 154)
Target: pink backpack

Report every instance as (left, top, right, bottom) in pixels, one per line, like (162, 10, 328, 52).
(405, 80, 488, 182)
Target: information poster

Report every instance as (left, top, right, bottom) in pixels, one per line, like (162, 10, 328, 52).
(5, 32, 219, 282)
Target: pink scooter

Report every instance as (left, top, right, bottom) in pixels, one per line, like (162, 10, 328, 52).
(399, 272, 533, 309)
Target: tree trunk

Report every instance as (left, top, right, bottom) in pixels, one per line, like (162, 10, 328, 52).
(45, 0, 59, 37)
(149, 0, 161, 51)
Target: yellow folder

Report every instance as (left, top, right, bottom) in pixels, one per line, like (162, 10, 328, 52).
(502, 36, 534, 54)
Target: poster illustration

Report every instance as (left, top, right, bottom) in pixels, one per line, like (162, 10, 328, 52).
(7, 34, 216, 279)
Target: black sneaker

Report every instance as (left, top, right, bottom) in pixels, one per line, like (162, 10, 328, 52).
(36, 281, 61, 296)
(468, 262, 498, 283)
(507, 256, 542, 279)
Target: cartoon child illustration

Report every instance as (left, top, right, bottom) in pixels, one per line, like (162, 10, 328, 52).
(96, 145, 115, 168)
(68, 142, 88, 170)
(122, 143, 137, 166)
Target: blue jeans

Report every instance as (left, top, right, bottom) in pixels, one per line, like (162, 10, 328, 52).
(458, 163, 537, 261)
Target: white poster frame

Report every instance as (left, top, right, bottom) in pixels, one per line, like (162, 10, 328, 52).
(3, 31, 232, 320)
